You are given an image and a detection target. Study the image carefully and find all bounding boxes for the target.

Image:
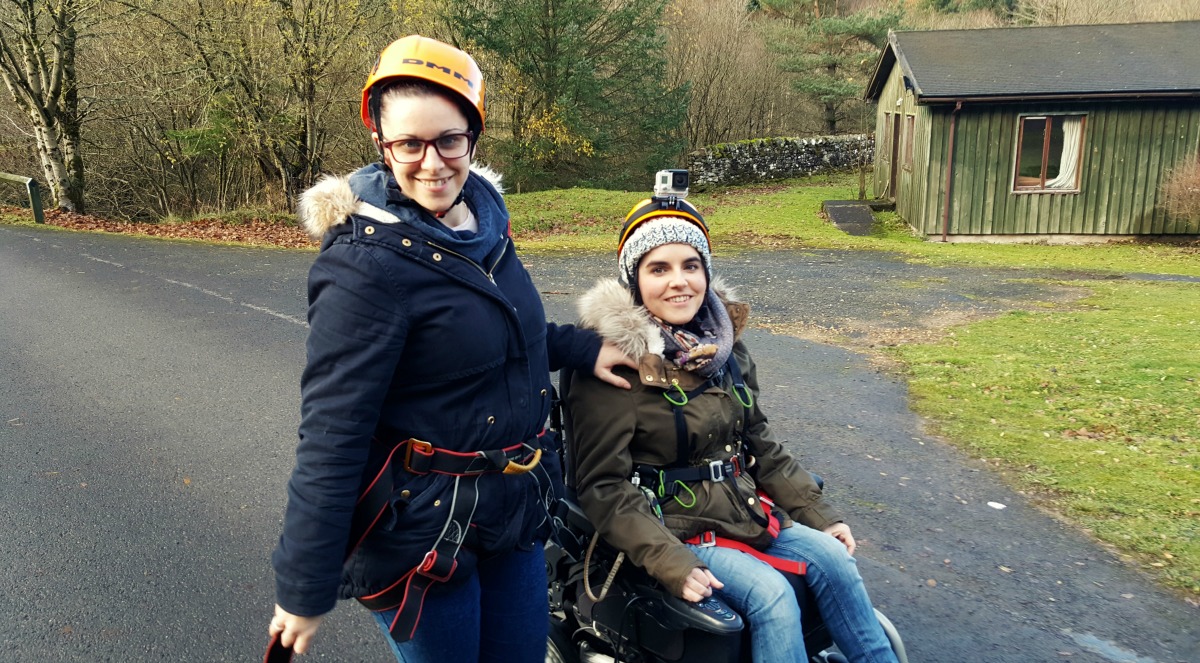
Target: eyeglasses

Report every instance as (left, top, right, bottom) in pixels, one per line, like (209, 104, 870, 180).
(379, 132, 475, 164)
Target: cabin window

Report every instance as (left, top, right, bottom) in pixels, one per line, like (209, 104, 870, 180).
(1014, 114, 1085, 192)
(903, 115, 915, 168)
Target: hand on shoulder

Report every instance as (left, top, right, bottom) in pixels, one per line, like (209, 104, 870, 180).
(593, 341, 637, 390)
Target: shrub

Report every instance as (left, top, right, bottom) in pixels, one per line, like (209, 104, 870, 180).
(1159, 158, 1200, 231)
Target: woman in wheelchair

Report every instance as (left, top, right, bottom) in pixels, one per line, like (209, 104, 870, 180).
(565, 199, 900, 663)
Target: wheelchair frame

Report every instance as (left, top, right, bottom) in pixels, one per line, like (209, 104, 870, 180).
(545, 368, 907, 663)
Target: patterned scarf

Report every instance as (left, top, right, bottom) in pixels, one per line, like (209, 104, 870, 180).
(649, 290, 734, 379)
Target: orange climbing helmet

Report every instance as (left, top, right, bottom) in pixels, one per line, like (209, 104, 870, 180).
(361, 35, 486, 134)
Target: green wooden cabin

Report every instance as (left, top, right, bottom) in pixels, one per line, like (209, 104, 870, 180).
(864, 22, 1200, 240)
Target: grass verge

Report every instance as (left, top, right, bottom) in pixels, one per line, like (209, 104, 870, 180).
(510, 176, 1200, 278)
(887, 280, 1200, 595)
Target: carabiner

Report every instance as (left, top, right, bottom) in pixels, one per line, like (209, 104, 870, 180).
(732, 384, 754, 409)
(664, 383, 688, 406)
(672, 481, 697, 508)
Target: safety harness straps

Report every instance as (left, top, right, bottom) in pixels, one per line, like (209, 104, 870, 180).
(683, 530, 806, 576)
(404, 437, 542, 476)
(347, 434, 544, 643)
(655, 356, 768, 527)
(636, 455, 741, 497)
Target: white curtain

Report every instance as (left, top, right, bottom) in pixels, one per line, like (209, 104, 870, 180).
(1046, 116, 1083, 189)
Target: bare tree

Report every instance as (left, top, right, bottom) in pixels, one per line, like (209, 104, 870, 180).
(663, 0, 833, 149)
(0, 0, 89, 211)
(113, 0, 390, 209)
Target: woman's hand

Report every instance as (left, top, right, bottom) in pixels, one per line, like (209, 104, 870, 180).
(680, 567, 724, 602)
(593, 341, 638, 390)
(823, 522, 857, 555)
(269, 604, 324, 655)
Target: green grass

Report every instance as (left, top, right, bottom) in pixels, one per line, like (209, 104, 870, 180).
(887, 281, 1200, 594)
(509, 177, 1200, 278)
(508, 174, 865, 251)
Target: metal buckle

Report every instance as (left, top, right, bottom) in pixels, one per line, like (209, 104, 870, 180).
(697, 531, 717, 548)
(417, 550, 457, 582)
(404, 439, 434, 473)
(707, 459, 726, 482)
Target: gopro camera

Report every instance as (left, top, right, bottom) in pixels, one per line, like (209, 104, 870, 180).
(653, 169, 689, 199)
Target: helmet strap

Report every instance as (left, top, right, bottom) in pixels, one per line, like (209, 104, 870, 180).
(434, 190, 466, 219)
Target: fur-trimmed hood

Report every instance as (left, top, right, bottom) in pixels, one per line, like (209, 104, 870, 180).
(577, 276, 748, 361)
(297, 163, 505, 240)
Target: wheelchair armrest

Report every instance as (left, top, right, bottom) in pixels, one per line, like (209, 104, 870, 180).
(554, 496, 595, 536)
(659, 592, 744, 635)
(548, 496, 595, 563)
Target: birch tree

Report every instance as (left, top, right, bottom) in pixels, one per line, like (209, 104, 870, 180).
(0, 0, 87, 211)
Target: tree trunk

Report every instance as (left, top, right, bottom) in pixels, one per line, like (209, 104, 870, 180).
(31, 109, 78, 212)
(824, 61, 838, 134)
(0, 0, 85, 212)
(57, 5, 84, 212)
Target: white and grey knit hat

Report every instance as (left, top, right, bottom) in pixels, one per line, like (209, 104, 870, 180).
(618, 216, 713, 288)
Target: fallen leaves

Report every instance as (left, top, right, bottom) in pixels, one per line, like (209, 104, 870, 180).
(28, 208, 319, 250)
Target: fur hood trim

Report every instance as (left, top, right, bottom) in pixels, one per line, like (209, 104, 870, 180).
(577, 276, 744, 360)
(297, 164, 504, 240)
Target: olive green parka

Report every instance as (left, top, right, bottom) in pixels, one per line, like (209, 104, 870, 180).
(567, 278, 842, 598)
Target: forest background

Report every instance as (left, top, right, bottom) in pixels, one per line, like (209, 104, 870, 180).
(3, 0, 1200, 221)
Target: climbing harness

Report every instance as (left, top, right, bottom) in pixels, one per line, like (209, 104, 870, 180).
(682, 530, 806, 576)
(637, 356, 807, 575)
(348, 434, 546, 643)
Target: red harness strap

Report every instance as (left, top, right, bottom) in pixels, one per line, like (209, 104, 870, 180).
(683, 530, 807, 576)
(348, 434, 545, 643)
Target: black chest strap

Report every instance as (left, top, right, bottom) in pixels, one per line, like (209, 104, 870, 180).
(654, 358, 767, 526)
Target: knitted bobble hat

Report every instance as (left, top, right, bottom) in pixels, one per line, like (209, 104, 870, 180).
(618, 216, 713, 290)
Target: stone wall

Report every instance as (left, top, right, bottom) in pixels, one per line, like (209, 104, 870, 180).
(687, 134, 874, 190)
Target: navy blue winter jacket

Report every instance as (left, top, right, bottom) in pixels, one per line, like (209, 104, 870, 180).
(272, 165, 600, 617)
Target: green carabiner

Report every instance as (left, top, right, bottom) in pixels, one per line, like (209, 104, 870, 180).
(672, 481, 697, 508)
(657, 470, 668, 498)
(733, 385, 754, 409)
(664, 383, 688, 406)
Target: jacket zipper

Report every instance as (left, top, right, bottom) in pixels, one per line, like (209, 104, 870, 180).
(426, 237, 510, 284)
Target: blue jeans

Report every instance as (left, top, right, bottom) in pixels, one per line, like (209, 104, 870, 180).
(371, 546, 548, 663)
(688, 525, 898, 663)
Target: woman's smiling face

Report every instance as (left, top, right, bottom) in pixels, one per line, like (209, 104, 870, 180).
(637, 243, 707, 325)
(376, 92, 472, 216)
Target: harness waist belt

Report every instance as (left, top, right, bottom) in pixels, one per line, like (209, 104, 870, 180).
(346, 432, 546, 643)
(684, 531, 806, 576)
(404, 436, 543, 476)
(636, 455, 741, 496)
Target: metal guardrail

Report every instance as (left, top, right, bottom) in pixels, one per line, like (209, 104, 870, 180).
(0, 172, 45, 224)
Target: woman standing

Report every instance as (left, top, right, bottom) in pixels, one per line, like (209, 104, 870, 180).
(568, 198, 900, 663)
(268, 35, 632, 662)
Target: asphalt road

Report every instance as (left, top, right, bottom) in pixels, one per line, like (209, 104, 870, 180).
(1, 224, 1196, 663)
